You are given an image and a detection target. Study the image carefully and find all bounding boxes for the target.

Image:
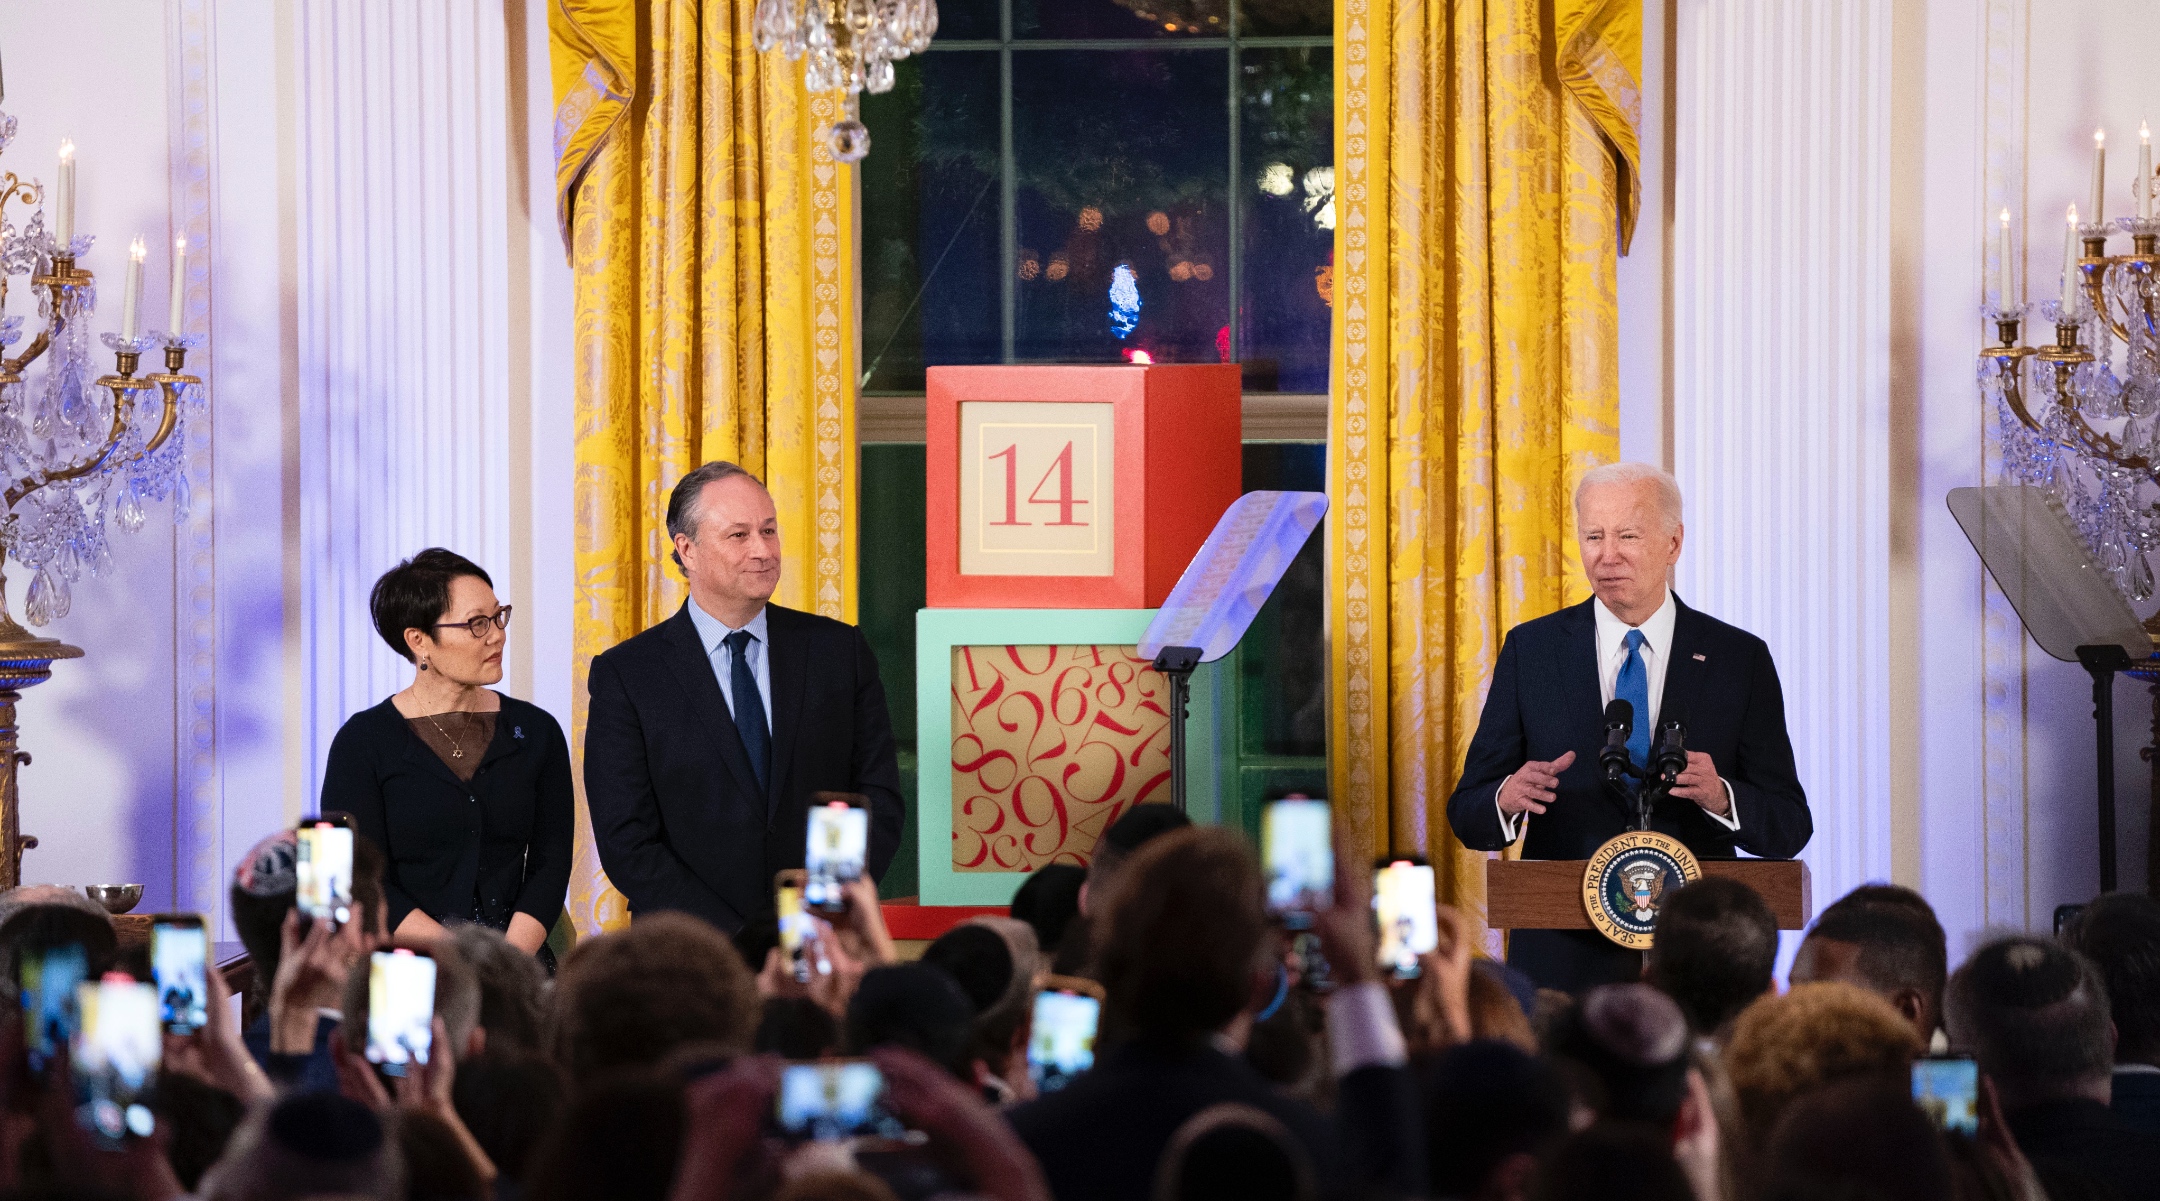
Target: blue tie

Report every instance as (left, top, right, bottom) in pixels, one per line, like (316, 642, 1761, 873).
(1616, 629, 1651, 769)
(724, 629, 771, 793)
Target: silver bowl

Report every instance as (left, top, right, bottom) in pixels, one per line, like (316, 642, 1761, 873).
(83, 884, 143, 915)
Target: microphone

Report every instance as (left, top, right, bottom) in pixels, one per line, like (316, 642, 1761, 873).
(1652, 719, 1688, 787)
(1600, 699, 1634, 783)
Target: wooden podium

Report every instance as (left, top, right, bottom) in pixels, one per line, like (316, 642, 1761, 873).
(1487, 858, 1814, 933)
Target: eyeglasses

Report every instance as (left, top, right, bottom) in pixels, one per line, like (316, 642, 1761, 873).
(434, 606, 513, 640)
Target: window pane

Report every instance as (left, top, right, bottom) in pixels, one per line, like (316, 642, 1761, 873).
(932, 0, 1000, 39)
(859, 445, 928, 897)
(860, 53, 1003, 393)
(1239, 46, 1333, 393)
(1237, 0, 1332, 36)
(1013, 0, 1225, 38)
(1013, 49, 1231, 366)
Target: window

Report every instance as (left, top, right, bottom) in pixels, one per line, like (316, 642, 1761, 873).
(858, 0, 1335, 394)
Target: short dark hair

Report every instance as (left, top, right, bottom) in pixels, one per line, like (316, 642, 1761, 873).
(1945, 936, 2113, 1103)
(1532, 1123, 1695, 1201)
(1810, 884, 1949, 1015)
(369, 548, 493, 662)
(1423, 1040, 1572, 1196)
(2060, 892, 2160, 1065)
(665, 461, 762, 570)
(450, 1048, 565, 1186)
(1010, 863, 1085, 959)
(546, 912, 760, 1078)
(523, 1067, 683, 1201)
(1097, 827, 1267, 1047)
(1764, 1076, 1957, 1201)
(1085, 804, 1192, 912)
(1646, 876, 1778, 1034)
(844, 964, 978, 1080)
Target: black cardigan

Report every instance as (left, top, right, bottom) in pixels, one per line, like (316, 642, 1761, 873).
(321, 694, 573, 935)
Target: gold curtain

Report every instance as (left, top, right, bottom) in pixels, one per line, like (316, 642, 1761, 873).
(550, 0, 860, 938)
(1327, 0, 1638, 938)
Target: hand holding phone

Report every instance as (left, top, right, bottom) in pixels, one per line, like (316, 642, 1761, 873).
(74, 974, 160, 1147)
(152, 914, 209, 1035)
(777, 883, 816, 984)
(1373, 859, 1439, 979)
(1262, 800, 1334, 924)
(1027, 977, 1103, 1093)
(22, 943, 87, 1077)
(804, 798, 869, 912)
(296, 821, 355, 926)
(1913, 1058, 1979, 1135)
(772, 1059, 911, 1142)
(365, 950, 436, 1078)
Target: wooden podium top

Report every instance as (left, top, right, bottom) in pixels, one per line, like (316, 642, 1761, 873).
(1486, 858, 1812, 931)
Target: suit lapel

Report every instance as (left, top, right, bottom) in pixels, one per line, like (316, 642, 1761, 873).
(1660, 596, 1708, 735)
(763, 606, 809, 822)
(661, 605, 765, 804)
(1559, 599, 1633, 825)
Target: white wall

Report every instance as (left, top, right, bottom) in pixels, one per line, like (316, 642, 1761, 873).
(0, 0, 574, 936)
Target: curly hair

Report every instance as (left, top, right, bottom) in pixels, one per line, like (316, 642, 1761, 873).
(545, 912, 760, 1078)
(1722, 982, 1921, 1139)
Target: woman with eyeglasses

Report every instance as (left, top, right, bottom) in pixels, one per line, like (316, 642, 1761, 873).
(321, 548, 572, 958)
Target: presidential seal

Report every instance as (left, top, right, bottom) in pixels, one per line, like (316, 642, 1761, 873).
(1581, 831, 1703, 949)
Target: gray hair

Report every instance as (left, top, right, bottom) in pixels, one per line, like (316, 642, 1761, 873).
(666, 461, 764, 570)
(1575, 462, 1684, 534)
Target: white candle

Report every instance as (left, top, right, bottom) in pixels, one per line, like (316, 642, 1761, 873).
(120, 237, 145, 340)
(168, 236, 186, 335)
(1999, 209, 2014, 307)
(2093, 129, 2107, 223)
(53, 141, 74, 250)
(2143, 121, 2155, 220)
(2062, 205, 2080, 313)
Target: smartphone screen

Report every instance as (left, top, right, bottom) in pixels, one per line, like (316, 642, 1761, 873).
(1262, 800, 1333, 919)
(804, 802, 869, 910)
(74, 976, 160, 1147)
(1912, 1058, 1979, 1136)
(295, 822, 354, 926)
(151, 917, 209, 1034)
(1373, 859, 1439, 979)
(1027, 989, 1101, 1093)
(774, 1060, 909, 1141)
(365, 950, 436, 1077)
(777, 885, 813, 984)
(22, 944, 87, 1076)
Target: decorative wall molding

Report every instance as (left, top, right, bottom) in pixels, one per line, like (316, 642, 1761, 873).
(1672, 0, 1894, 901)
(292, 0, 515, 797)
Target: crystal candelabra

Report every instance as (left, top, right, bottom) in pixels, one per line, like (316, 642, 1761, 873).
(750, 0, 938, 163)
(1982, 206, 2160, 602)
(0, 108, 206, 887)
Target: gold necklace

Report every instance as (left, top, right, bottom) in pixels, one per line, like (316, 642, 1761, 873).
(424, 712, 466, 759)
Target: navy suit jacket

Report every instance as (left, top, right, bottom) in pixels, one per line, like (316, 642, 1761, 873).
(583, 602, 904, 933)
(1446, 596, 1811, 862)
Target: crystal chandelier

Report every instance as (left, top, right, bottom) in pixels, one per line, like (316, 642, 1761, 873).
(750, 0, 938, 163)
(0, 108, 205, 629)
(1981, 125, 2160, 601)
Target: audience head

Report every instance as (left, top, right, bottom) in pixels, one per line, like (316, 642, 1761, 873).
(1544, 983, 1692, 1127)
(1945, 935, 2114, 1108)
(547, 911, 759, 1078)
(844, 963, 977, 1080)
(1723, 982, 1922, 1139)
(157, 1071, 248, 1192)
(343, 940, 483, 1060)
(229, 829, 300, 982)
(200, 1092, 404, 1201)
(1791, 884, 1948, 1041)
(445, 920, 549, 1052)
(368, 547, 504, 683)
(1152, 1103, 1317, 1201)
(1762, 1076, 1956, 1201)
(922, 917, 1042, 1091)
(1096, 827, 1268, 1048)
(1010, 862, 1085, 959)
(1082, 804, 1192, 916)
(2059, 891, 2160, 1068)
(758, 996, 840, 1058)
(0, 893, 117, 983)
(397, 1108, 490, 1201)
(1422, 1040, 1572, 1200)
(1645, 876, 1777, 1036)
(451, 1048, 566, 1188)
(523, 1067, 685, 1201)
(1532, 1123, 1694, 1201)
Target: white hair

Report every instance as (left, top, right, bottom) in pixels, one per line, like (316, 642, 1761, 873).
(1575, 462, 1684, 533)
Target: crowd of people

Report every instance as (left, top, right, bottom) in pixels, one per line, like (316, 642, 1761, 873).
(0, 805, 2149, 1201)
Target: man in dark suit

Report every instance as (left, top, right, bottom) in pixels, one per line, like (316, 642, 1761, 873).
(584, 461, 904, 933)
(1446, 462, 1810, 992)
(2060, 893, 2160, 1135)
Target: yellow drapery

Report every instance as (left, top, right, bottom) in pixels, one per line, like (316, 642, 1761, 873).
(1328, 0, 1638, 936)
(550, 0, 859, 938)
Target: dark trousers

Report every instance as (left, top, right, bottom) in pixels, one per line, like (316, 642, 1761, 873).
(1506, 929, 1645, 995)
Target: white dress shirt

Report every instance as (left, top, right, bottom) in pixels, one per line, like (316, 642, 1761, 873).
(1496, 589, 1739, 842)
(685, 599, 773, 734)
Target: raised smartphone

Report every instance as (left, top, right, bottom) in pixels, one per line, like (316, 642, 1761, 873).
(1373, 858, 1439, 979)
(365, 949, 436, 1078)
(21, 943, 87, 1077)
(1027, 977, 1104, 1093)
(150, 914, 209, 1034)
(1262, 799, 1333, 920)
(804, 799, 869, 912)
(773, 1059, 910, 1141)
(295, 821, 354, 926)
(1912, 1057, 1979, 1136)
(777, 881, 814, 984)
(74, 975, 160, 1147)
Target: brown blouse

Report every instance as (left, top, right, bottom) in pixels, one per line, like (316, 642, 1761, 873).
(406, 712, 497, 783)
